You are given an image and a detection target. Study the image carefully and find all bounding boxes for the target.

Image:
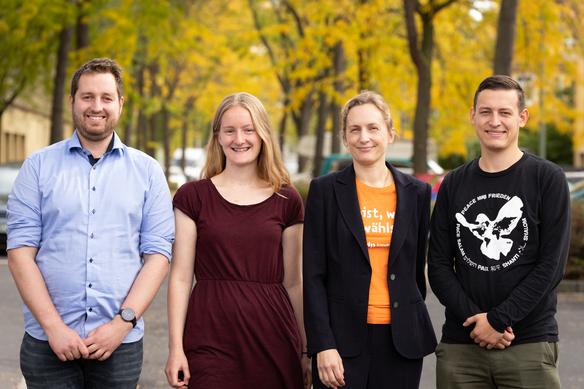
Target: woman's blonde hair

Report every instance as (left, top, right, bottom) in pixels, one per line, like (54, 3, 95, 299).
(340, 90, 398, 141)
(200, 92, 291, 193)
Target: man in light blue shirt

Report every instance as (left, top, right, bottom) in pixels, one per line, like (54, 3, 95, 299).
(7, 58, 175, 388)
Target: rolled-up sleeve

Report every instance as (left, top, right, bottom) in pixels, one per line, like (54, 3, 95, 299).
(139, 160, 175, 261)
(7, 157, 43, 250)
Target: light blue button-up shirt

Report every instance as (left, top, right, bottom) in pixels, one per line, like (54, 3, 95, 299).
(7, 131, 175, 343)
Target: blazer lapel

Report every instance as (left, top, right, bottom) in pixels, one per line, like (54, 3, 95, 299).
(388, 163, 416, 269)
(333, 164, 370, 261)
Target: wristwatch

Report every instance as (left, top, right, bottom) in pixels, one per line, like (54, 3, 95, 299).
(117, 308, 137, 328)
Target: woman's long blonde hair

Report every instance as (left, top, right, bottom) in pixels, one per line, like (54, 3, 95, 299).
(200, 92, 291, 193)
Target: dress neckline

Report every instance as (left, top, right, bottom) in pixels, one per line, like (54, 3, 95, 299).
(208, 179, 277, 207)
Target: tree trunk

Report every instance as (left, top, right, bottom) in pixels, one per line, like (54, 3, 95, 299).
(123, 98, 133, 146)
(331, 41, 345, 154)
(135, 64, 146, 151)
(313, 85, 329, 177)
(50, 25, 73, 145)
(404, 0, 458, 174)
(411, 14, 433, 175)
(162, 106, 170, 180)
(278, 110, 288, 152)
(279, 95, 290, 151)
(493, 0, 518, 76)
(146, 62, 160, 158)
(76, 0, 90, 50)
(181, 97, 196, 176)
(147, 114, 158, 159)
(358, 0, 370, 91)
(358, 49, 369, 91)
(297, 91, 313, 172)
(136, 111, 147, 151)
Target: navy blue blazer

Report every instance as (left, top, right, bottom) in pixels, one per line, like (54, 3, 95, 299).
(303, 162, 437, 359)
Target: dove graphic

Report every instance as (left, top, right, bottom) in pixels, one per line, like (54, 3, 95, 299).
(455, 196, 524, 260)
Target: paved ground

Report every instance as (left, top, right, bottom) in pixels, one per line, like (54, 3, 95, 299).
(2, 258, 583, 388)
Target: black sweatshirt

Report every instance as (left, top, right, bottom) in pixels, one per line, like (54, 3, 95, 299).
(428, 153, 571, 345)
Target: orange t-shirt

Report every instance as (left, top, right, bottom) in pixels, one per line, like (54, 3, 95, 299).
(356, 179, 397, 324)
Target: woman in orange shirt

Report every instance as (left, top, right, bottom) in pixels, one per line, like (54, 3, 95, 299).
(303, 91, 437, 389)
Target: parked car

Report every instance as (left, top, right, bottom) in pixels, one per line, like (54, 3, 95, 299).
(168, 148, 206, 188)
(0, 163, 22, 255)
(173, 148, 206, 180)
(565, 171, 584, 192)
(320, 154, 444, 176)
(570, 179, 584, 201)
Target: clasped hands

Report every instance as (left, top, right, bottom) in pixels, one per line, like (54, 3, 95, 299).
(46, 316, 133, 362)
(463, 312, 514, 349)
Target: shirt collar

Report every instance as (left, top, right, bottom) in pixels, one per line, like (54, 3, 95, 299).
(68, 130, 125, 156)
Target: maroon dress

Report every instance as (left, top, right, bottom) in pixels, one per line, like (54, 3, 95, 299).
(173, 179, 305, 388)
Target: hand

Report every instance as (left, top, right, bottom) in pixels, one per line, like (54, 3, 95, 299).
(45, 323, 89, 362)
(463, 313, 504, 349)
(83, 316, 133, 361)
(165, 349, 191, 389)
(316, 349, 345, 388)
(301, 353, 312, 389)
(494, 327, 514, 349)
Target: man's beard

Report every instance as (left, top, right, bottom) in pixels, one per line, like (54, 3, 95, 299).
(72, 109, 118, 143)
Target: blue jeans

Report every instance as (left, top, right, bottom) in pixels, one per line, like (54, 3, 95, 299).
(20, 332, 143, 389)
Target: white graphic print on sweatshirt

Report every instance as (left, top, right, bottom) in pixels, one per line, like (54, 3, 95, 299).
(455, 193, 528, 272)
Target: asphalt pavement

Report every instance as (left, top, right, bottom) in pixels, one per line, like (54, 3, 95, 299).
(2, 257, 584, 388)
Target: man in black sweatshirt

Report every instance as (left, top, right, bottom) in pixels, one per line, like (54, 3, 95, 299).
(428, 75, 570, 389)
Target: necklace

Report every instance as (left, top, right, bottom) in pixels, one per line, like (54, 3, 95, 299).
(383, 167, 390, 187)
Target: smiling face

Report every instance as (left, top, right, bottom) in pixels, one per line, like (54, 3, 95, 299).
(69, 72, 123, 145)
(344, 103, 394, 168)
(218, 105, 262, 168)
(471, 89, 529, 155)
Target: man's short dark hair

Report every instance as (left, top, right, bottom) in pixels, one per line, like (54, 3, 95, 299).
(70, 58, 123, 102)
(473, 75, 525, 112)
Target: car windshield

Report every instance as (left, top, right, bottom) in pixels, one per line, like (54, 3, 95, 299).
(0, 168, 19, 197)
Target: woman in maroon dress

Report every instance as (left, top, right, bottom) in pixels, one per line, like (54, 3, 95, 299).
(165, 92, 311, 389)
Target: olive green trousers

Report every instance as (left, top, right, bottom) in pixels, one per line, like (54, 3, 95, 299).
(435, 341, 561, 389)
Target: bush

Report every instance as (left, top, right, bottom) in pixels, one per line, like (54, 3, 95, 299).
(519, 124, 573, 166)
(566, 201, 584, 280)
(438, 153, 466, 170)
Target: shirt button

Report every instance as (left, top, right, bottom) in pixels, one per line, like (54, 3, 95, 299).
(89, 283, 92, 288)
(92, 186, 96, 192)
(92, 209, 96, 214)
(92, 165, 96, 170)
(393, 302, 399, 308)
(390, 274, 396, 281)
(88, 307, 93, 312)
(90, 233, 94, 238)
(89, 258, 93, 263)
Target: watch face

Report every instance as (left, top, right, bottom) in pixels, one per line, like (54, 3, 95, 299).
(121, 308, 135, 321)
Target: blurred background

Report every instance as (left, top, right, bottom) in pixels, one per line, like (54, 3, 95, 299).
(3, 2, 584, 387)
(1, 0, 584, 274)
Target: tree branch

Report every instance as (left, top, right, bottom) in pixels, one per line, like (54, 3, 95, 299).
(247, 0, 289, 92)
(434, 0, 459, 14)
(282, 0, 304, 38)
(403, 0, 424, 72)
